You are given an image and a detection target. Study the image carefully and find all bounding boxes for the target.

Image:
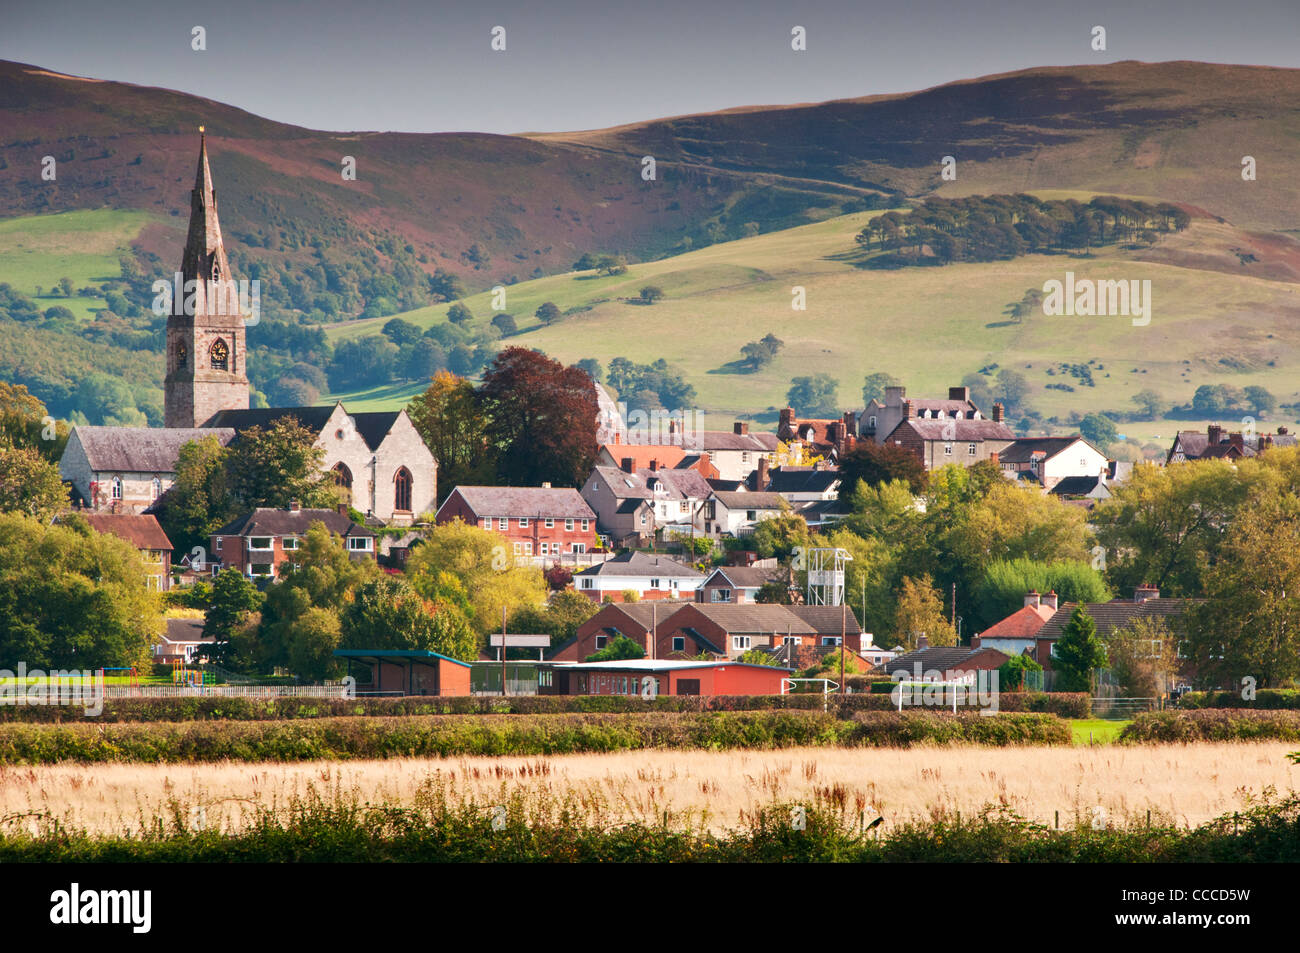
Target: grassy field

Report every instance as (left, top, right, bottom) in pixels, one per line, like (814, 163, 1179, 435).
(0, 209, 154, 320)
(320, 199, 1300, 445)
(4, 742, 1293, 837)
(1070, 719, 1131, 745)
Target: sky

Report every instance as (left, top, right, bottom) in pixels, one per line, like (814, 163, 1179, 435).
(2, 0, 1298, 134)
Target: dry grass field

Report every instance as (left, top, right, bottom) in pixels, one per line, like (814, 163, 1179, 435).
(3, 743, 1295, 838)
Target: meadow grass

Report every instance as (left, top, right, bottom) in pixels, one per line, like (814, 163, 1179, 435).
(1070, 719, 1131, 745)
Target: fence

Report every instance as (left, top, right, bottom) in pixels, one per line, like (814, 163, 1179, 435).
(1090, 696, 1161, 719)
(102, 685, 351, 699)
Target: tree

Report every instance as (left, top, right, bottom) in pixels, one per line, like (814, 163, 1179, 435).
(892, 574, 957, 649)
(405, 518, 547, 636)
(0, 448, 68, 520)
(203, 568, 264, 665)
(998, 654, 1042, 691)
(972, 558, 1110, 631)
(1131, 389, 1165, 420)
(153, 435, 233, 556)
(58, 277, 74, 297)
(576, 358, 602, 382)
(756, 581, 793, 604)
(447, 302, 474, 325)
(1079, 413, 1118, 448)
(786, 374, 840, 417)
(1105, 615, 1178, 697)
(585, 634, 645, 662)
(740, 334, 784, 370)
(861, 372, 900, 407)
(738, 648, 780, 666)
(479, 347, 599, 488)
(509, 589, 599, 647)
(995, 369, 1029, 414)
(341, 575, 477, 662)
(1052, 605, 1108, 692)
(490, 313, 518, 336)
(838, 441, 927, 497)
(407, 371, 496, 503)
(225, 418, 334, 511)
(750, 513, 809, 561)
(382, 318, 422, 347)
(535, 302, 561, 325)
(0, 381, 68, 461)
(0, 514, 161, 669)
(638, 286, 664, 304)
(596, 255, 627, 276)
(1244, 385, 1277, 416)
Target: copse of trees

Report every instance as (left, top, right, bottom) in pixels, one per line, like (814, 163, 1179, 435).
(786, 374, 839, 417)
(854, 193, 1191, 267)
(739, 333, 784, 371)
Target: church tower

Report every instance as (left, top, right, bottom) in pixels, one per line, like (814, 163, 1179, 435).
(164, 128, 250, 428)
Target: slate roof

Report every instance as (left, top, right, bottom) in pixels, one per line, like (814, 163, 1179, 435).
(876, 645, 1008, 675)
(593, 601, 694, 629)
(1037, 597, 1198, 640)
(574, 552, 704, 579)
(203, 406, 402, 452)
(1049, 476, 1109, 497)
(697, 430, 779, 452)
(444, 486, 595, 519)
(889, 419, 1016, 442)
(589, 465, 711, 502)
(755, 468, 841, 494)
(681, 603, 820, 634)
(998, 436, 1089, 464)
(787, 605, 864, 636)
(75, 513, 174, 551)
(163, 618, 213, 644)
(212, 507, 375, 538)
(71, 426, 235, 473)
(711, 491, 787, 510)
(702, 566, 789, 589)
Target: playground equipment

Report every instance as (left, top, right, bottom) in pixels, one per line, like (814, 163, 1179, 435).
(170, 658, 213, 688)
(100, 666, 140, 696)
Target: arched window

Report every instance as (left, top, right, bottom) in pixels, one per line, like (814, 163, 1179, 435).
(209, 338, 229, 371)
(332, 462, 353, 504)
(176, 342, 188, 369)
(111, 477, 123, 501)
(394, 467, 412, 512)
(151, 478, 162, 500)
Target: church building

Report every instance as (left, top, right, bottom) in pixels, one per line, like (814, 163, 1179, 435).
(60, 131, 437, 524)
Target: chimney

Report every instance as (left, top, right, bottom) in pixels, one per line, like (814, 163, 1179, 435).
(697, 452, 711, 474)
(734, 421, 749, 436)
(989, 450, 999, 466)
(949, 386, 970, 402)
(885, 385, 905, 408)
(337, 503, 349, 516)
(621, 457, 635, 474)
(1264, 434, 1274, 450)
(842, 410, 857, 439)
(1024, 590, 1041, 609)
(828, 421, 841, 442)
(1229, 432, 1243, 450)
(288, 500, 300, 512)
(541, 481, 552, 488)
(756, 456, 770, 490)
(1041, 590, 1058, 611)
(648, 460, 658, 473)
(1207, 423, 1222, 445)
(902, 399, 914, 419)
(916, 634, 930, 650)
(992, 402, 1005, 423)
(779, 408, 795, 432)
(1134, 584, 1160, 604)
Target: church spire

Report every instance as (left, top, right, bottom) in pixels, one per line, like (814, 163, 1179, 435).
(181, 125, 232, 289)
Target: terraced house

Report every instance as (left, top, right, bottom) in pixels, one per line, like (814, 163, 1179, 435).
(210, 503, 376, 580)
(436, 485, 598, 561)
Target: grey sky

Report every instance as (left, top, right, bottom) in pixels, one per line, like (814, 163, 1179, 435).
(2, 0, 1297, 134)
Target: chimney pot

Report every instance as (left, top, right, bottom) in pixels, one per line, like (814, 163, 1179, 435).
(902, 399, 914, 419)
(1208, 424, 1223, 445)
(541, 481, 552, 488)
(621, 457, 635, 474)
(289, 500, 300, 512)
(917, 634, 930, 650)
(1041, 590, 1058, 610)
(1024, 590, 1041, 609)
(337, 503, 349, 516)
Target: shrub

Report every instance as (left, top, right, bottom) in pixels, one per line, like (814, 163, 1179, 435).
(1178, 690, 1300, 710)
(1121, 709, 1300, 743)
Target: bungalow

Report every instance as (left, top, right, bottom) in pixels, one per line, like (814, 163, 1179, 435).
(540, 658, 794, 697)
(67, 513, 174, 591)
(435, 485, 597, 560)
(572, 551, 705, 603)
(211, 503, 376, 580)
(153, 618, 215, 664)
(656, 603, 864, 660)
(696, 565, 792, 604)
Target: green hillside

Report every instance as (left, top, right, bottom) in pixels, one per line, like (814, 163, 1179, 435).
(322, 201, 1300, 449)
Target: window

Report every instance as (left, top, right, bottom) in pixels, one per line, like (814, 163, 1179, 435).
(523, 541, 533, 556)
(513, 542, 522, 555)
(111, 478, 123, 501)
(332, 463, 353, 503)
(151, 478, 162, 500)
(746, 510, 756, 521)
(249, 562, 273, 577)
(519, 517, 529, 528)
(944, 444, 953, 456)
(640, 512, 647, 526)
(711, 588, 732, 602)
(394, 467, 412, 512)
(668, 637, 684, 653)
(283, 537, 299, 551)
(545, 518, 555, 529)
(968, 443, 977, 456)
(581, 577, 593, 589)
(650, 578, 660, 589)
(573, 543, 586, 554)
(498, 518, 508, 530)
(539, 542, 549, 555)
(868, 415, 877, 429)
(347, 537, 372, 552)
(821, 636, 843, 647)
(742, 452, 751, 464)
(248, 537, 273, 551)
(782, 636, 800, 645)
(565, 518, 574, 531)
(581, 519, 590, 531)
(732, 636, 751, 650)
(209, 338, 229, 371)
(176, 343, 187, 369)
(595, 635, 607, 650)
(680, 502, 688, 514)
(481, 518, 489, 529)
(214, 537, 222, 551)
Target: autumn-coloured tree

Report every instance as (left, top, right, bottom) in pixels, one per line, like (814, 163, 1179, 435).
(891, 574, 957, 649)
(478, 347, 598, 488)
(838, 440, 928, 498)
(407, 371, 495, 504)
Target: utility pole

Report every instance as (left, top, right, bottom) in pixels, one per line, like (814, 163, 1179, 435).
(951, 582, 957, 642)
(839, 601, 846, 693)
(501, 606, 508, 697)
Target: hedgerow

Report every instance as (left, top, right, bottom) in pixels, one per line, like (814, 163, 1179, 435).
(1121, 709, 1300, 743)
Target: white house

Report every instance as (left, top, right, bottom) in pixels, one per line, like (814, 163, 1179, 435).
(997, 435, 1109, 490)
(703, 490, 787, 537)
(573, 551, 705, 603)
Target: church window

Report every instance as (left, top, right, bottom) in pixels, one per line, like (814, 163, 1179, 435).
(394, 467, 413, 512)
(177, 343, 188, 369)
(210, 338, 229, 371)
(152, 478, 162, 500)
(332, 463, 353, 504)
(111, 478, 123, 501)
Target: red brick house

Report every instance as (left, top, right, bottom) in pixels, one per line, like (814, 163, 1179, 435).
(971, 591, 1059, 661)
(875, 641, 1011, 681)
(656, 603, 864, 660)
(554, 601, 693, 661)
(68, 513, 175, 591)
(696, 565, 792, 603)
(211, 503, 376, 580)
(777, 408, 858, 461)
(435, 485, 596, 559)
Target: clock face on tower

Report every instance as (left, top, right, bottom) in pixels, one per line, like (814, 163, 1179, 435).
(210, 338, 229, 371)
